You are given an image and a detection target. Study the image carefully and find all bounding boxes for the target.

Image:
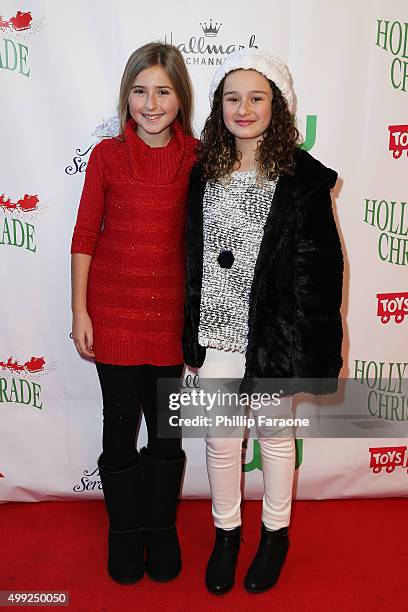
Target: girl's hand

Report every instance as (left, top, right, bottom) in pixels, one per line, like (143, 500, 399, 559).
(71, 311, 95, 359)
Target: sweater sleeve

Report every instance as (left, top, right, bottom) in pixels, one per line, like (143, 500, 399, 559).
(291, 184, 344, 391)
(70, 143, 105, 256)
(182, 164, 206, 368)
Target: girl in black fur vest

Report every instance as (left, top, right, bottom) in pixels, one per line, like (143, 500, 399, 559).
(182, 48, 343, 595)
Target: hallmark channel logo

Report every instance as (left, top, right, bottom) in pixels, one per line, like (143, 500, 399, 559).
(0, 355, 54, 410)
(376, 292, 408, 324)
(388, 124, 408, 158)
(0, 191, 44, 252)
(369, 445, 408, 474)
(363, 197, 408, 266)
(164, 17, 258, 66)
(65, 116, 118, 176)
(376, 19, 408, 92)
(200, 19, 221, 37)
(73, 466, 102, 493)
(354, 359, 408, 422)
(0, 10, 44, 78)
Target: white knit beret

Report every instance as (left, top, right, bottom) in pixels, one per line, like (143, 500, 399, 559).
(209, 48, 295, 113)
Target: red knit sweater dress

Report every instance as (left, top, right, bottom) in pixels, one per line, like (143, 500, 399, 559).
(71, 119, 197, 366)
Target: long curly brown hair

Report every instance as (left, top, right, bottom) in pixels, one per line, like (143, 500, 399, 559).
(199, 74, 299, 181)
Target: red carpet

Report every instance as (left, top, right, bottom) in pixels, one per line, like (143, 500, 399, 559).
(0, 499, 407, 611)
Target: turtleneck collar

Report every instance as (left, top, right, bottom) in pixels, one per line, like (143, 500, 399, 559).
(124, 118, 187, 185)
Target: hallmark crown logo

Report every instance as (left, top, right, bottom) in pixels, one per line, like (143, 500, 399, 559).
(200, 19, 222, 37)
(164, 18, 258, 66)
(388, 124, 408, 158)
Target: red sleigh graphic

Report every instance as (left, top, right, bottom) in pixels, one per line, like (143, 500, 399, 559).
(369, 446, 408, 474)
(0, 356, 45, 373)
(0, 11, 32, 31)
(376, 292, 408, 324)
(24, 357, 45, 372)
(388, 125, 408, 159)
(0, 194, 39, 212)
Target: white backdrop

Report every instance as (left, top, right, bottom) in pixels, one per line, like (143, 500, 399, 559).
(1, 0, 407, 502)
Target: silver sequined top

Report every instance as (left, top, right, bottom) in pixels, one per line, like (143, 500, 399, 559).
(198, 170, 277, 353)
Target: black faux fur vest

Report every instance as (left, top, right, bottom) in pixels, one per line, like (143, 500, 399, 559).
(182, 149, 343, 394)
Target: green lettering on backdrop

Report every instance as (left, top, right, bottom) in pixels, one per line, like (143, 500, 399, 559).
(12, 219, 25, 248)
(243, 439, 303, 472)
(0, 378, 42, 409)
(0, 218, 12, 245)
(0, 38, 31, 77)
(32, 383, 43, 409)
(0, 379, 9, 402)
(26, 223, 37, 252)
(18, 43, 30, 77)
(5, 38, 17, 71)
(300, 115, 317, 152)
(9, 378, 19, 402)
(0, 218, 37, 252)
(19, 379, 32, 405)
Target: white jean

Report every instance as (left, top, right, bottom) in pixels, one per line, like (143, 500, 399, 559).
(198, 347, 295, 531)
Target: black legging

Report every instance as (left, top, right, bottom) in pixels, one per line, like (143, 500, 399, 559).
(96, 362, 183, 470)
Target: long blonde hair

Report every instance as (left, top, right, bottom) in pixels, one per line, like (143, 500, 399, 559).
(118, 42, 194, 138)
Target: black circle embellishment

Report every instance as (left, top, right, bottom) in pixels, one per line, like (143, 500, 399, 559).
(217, 249, 234, 269)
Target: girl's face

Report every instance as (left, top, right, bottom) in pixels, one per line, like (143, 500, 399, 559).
(222, 69, 273, 145)
(128, 65, 180, 146)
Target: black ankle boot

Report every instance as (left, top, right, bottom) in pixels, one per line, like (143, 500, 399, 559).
(107, 528, 144, 585)
(141, 448, 185, 582)
(205, 526, 241, 595)
(98, 457, 144, 584)
(244, 524, 289, 593)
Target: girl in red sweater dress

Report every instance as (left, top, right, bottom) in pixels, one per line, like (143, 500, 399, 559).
(71, 43, 197, 585)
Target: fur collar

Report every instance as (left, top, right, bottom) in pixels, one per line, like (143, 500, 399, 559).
(284, 148, 338, 199)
